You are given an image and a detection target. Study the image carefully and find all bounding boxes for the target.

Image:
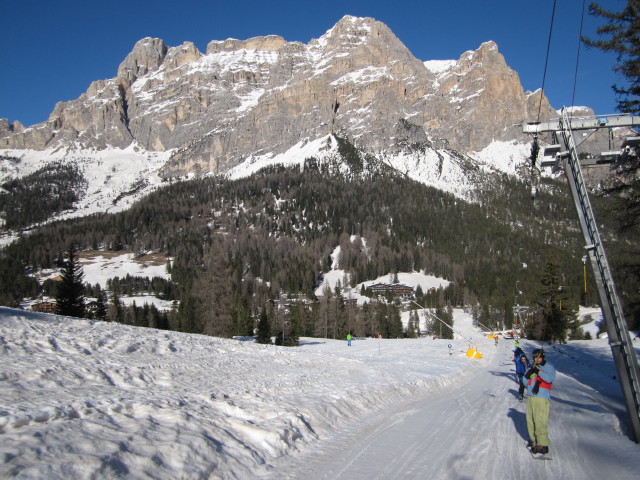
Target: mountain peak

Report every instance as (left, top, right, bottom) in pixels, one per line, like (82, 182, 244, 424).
(117, 37, 168, 85)
(323, 15, 403, 49)
(1, 16, 562, 174)
(205, 35, 287, 54)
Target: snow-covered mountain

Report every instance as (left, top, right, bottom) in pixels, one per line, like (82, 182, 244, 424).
(0, 15, 617, 231)
(2, 16, 552, 157)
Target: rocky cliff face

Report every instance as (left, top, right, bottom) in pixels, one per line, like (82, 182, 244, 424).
(0, 16, 564, 177)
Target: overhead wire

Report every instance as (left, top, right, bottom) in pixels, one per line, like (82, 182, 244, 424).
(537, 0, 558, 124)
(570, 0, 588, 118)
(531, 0, 558, 200)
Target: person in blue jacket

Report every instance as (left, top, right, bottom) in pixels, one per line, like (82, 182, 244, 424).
(524, 348, 556, 454)
(515, 353, 529, 401)
(512, 342, 524, 380)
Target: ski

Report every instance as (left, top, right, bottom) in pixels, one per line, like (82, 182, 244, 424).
(530, 451, 552, 461)
(527, 444, 552, 460)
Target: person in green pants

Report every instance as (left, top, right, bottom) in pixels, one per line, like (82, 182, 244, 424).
(525, 348, 556, 455)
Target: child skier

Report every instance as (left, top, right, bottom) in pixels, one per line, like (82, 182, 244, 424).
(515, 353, 529, 401)
(513, 342, 524, 380)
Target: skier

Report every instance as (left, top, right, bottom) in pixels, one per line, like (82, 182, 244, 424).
(513, 342, 524, 380)
(346, 332, 352, 347)
(513, 341, 523, 360)
(515, 353, 529, 401)
(524, 348, 556, 455)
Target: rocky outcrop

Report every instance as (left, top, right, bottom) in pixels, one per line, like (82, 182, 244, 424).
(0, 16, 568, 176)
(117, 37, 168, 87)
(420, 41, 557, 152)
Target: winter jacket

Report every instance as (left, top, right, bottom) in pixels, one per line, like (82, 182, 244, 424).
(526, 360, 556, 400)
(513, 346, 523, 361)
(515, 355, 529, 376)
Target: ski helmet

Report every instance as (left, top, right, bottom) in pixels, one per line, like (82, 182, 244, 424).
(532, 348, 545, 359)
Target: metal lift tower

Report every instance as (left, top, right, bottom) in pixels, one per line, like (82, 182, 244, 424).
(524, 108, 640, 443)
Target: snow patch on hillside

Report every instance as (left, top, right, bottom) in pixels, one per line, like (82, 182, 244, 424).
(382, 148, 476, 200)
(0, 143, 171, 223)
(423, 59, 456, 75)
(314, 243, 450, 304)
(470, 140, 530, 176)
(226, 135, 339, 179)
(1, 135, 534, 238)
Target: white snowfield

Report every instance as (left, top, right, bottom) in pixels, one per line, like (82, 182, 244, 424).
(1, 307, 639, 479)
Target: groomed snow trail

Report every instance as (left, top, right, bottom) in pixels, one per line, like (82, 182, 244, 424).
(259, 340, 639, 480)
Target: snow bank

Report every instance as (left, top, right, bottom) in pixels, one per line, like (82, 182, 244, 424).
(0, 307, 488, 479)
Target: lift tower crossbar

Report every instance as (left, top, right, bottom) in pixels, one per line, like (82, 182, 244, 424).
(525, 108, 640, 443)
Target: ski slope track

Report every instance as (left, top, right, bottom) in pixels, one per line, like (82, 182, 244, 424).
(260, 344, 640, 480)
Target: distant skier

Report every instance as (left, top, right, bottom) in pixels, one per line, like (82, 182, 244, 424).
(347, 333, 352, 347)
(525, 348, 556, 455)
(515, 353, 529, 401)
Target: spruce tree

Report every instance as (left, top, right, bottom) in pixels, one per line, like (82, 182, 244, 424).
(584, 1, 640, 329)
(529, 253, 570, 342)
(387, 304, 404, 338)
(406, 310, 419, 338)
(55, 245, 85, 318)
(255, 306, 272, 344)
(435, 305, 454, 340)
(584, 1, 640, 114)
(110, 289, 125, 324)
(95, 290, 108, 321)
(192, 238, 233, 337)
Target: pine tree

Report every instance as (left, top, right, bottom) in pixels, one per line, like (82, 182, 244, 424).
(192, 238, 233, 337)
(584, 1, 640, 114)
(584, 2, 640, 329)
(287, 303, 302, 346)
(256, 306, 272, 344)
(435, 305, 454, 340)
(95, 290, 108, 321)
(529, 252, 570, 342)
(444, 305, 455, 340)
(55, 245, 85, 318)
(109, 289, 125, 324)
(406, 310, 419, 338)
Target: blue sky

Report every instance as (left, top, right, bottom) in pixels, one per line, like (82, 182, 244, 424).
(0, 0, 626, 127)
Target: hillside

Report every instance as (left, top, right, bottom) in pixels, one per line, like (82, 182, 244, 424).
(0, 154, 594, 300)
(2, 141, 639, 335)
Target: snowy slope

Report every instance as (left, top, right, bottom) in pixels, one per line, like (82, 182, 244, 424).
(1, 307, 639, 479)
(1, 134, 531, 236)
(312, 243, 451, 305)
(0, 143, 172, 230)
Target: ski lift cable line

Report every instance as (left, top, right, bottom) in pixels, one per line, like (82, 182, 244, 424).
(537, 0, 558, 123)
(410, 300, 477, 345)
(471, 318, 494, 335)
(571, 0, 588, 113)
